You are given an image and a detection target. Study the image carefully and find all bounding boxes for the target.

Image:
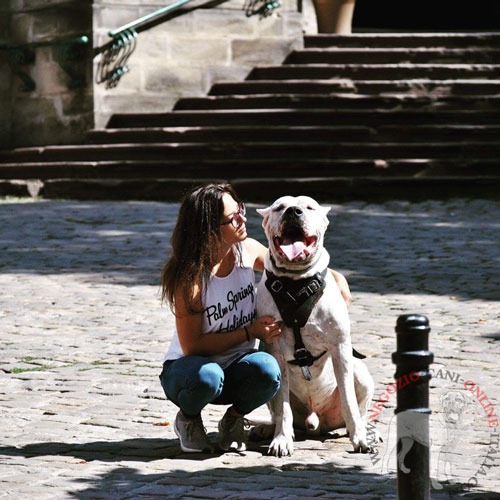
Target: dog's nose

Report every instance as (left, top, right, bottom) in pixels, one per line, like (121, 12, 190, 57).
(284, 206, 304, 218)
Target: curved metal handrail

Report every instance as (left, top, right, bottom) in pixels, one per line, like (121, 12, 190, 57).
(2, 0, 286, 92)
(96, 29, 138, 89)
(243, 0, 281, 18)
(109, 0, 193, 37)
(95, 0, 281, 88)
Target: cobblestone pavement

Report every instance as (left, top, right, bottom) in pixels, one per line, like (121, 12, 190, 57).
(0, 197, 499, 500)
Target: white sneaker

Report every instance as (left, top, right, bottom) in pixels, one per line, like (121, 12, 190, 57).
(218, 410, 249, 451)
(174, 411, 214, 453)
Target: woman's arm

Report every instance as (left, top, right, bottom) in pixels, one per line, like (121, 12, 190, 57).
(174, 284, 282, 356)
(330, 269, 352, 307)
(244, 237, 267, 272)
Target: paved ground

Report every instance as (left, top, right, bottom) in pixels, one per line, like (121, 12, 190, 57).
(0, 196, 499, 500)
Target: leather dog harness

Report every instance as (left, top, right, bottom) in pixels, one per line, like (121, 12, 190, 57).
(265, 268, 366, 381)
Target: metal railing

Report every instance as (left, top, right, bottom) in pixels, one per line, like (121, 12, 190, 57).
(0, 35, 89, 92)
(109, 0, 194, 38)
(1, 0, 283, 92)
(95, 0, 194, 89)
(95, 0, 281, 89)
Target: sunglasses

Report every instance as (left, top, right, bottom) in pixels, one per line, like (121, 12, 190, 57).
(221, 203, 246, 228)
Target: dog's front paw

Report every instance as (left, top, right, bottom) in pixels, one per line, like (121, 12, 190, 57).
(350, 429, 371, 453)
(268, 434, 294, 457)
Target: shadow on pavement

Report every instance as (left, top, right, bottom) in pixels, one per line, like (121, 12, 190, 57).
(1, 437, 499, 499)
(64, 463, 499, 500)
(67, 463, 397, 499)
(0, 437, 212, 462)
(0, 432, 347, 463)
(1, 199, 499, 301)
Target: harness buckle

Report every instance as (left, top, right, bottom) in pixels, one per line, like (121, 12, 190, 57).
(270, 280, 283, 293)
(294, 348, 310, 362)
(307, 279, 320, 294)
(296, 278, 320, 300)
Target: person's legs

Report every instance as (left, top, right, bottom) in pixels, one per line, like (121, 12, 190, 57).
(159, 356, 224, 452)
(215, 351, 281, 451)
(311, 0, 356, 34)
(215, 351, 281, 415)
(160, 356, 224, 417)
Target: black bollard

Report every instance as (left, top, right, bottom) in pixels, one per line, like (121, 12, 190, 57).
(392, 314, 434, 500)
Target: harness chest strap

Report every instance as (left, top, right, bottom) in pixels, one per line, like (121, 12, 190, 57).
(265, 268, 366, 381)
(265, 269, 328, 380)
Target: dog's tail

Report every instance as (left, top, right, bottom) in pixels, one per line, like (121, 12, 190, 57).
(305, 412, 320, 433)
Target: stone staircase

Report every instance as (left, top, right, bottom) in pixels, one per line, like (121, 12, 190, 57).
(1, 32, 500, 201)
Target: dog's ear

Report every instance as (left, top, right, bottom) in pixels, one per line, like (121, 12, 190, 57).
(321, 205, 332, 216)
(256, 207, 271, 229)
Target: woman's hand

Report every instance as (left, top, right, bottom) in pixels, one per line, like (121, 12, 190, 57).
(330, 269, 352, 307)
(248, 316, 283, 344)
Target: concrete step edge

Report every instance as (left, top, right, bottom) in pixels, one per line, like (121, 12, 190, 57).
(251, 63, 500, 69)
(3, 140, 500, 155)
(88, 125, 500, 133)
(3, 176, 500, 202)
(2, 158, 499, 168)
(176, 94, 500, 100)
(292, 48, 500, 53)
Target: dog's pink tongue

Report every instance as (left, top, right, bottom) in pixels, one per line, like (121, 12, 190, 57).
(281, 241, 306, 261)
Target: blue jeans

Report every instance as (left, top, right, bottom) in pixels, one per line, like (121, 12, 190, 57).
(159, 351, 281, 417)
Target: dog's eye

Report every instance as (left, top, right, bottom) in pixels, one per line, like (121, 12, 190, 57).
(306, 206, 314, 210)
(273, 204, 285, 212)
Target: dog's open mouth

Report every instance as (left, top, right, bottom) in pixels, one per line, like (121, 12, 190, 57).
(274, 231, 317, 262)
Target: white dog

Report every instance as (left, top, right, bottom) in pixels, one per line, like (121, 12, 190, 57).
(252, 196, 374, 457)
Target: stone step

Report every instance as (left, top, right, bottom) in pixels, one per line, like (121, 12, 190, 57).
(2, 176, 499, 202)
(107, 109, 500, 128)
(87, 126, 373, 144)
(86, 125, 500, 144)
(209, 79, 500, 96)
(0, 159, 497, 180)
(2, 141, 499, 163)
(247, 64, 500, 81)
(304, 33, 500, 49)
(3, 31, 500, 202)
(285, 48, 500, 65)
(174, 94, 500, 111)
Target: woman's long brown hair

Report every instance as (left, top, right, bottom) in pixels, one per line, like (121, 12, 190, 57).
(161, 183, 242, 314)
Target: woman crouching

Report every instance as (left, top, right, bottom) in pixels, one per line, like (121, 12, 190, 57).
(159, 183, 283, 453)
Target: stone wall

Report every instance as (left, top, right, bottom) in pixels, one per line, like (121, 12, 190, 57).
(93, 0, 309, 128)
(0, 8, 12, 149)
(3, 0, 312, 147)
(5, 0, 93, 148)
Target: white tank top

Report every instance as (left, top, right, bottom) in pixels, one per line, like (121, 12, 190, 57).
(163, 242, 258, 369)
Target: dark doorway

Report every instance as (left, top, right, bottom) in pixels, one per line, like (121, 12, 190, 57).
(353, 0, 500, 31)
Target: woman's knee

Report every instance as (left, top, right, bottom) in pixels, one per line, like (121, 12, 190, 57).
(163, 356, 224, 402)
(230, 353, 281, 414)
(245, 352, 281, 388)
(173, 359, 224, 416)
(194, 362, 225, 396)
